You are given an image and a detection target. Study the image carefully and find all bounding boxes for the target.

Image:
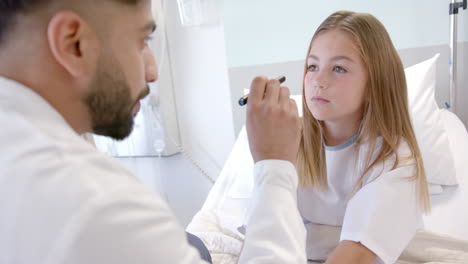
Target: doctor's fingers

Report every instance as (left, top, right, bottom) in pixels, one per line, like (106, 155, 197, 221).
(279, 86, 295, 114)
(278, 85, 291, 106)
(279, 94, 300, 131)
(248, 76, 269, 108)
(289, 97, 299, 118)
(263, 78, 282, 104)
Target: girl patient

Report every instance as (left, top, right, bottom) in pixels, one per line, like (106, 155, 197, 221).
(297, 11, 430, 264)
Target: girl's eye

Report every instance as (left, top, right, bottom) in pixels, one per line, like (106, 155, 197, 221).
(334, 66, 347, 73)
(307, 65, 318, 72)
(144, 35, 154, 44)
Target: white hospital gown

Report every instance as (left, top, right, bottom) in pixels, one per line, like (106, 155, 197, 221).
(298, 135, 423, 264)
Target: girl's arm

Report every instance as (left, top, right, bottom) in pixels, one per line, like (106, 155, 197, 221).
(325, 241, 377, 264)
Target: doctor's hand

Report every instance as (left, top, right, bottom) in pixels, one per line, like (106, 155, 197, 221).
(246, 76, 301, 165)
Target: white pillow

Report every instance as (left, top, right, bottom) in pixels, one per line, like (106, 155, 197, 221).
(405, 54, 457, 186)
(440, 109, 468, 184)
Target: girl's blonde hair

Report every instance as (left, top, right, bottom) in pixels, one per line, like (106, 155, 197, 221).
(297, 11, 430, 213)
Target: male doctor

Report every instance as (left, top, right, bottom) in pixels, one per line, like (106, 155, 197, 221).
(0, 0, 306, 263)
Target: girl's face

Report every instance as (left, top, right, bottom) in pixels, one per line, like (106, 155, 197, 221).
(304, 29, 368, 125)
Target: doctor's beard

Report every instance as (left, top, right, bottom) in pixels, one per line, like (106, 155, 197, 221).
(84, 57, 150, 141)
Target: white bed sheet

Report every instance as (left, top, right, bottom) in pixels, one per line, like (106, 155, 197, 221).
(422, 109, 468, 240)
(198, 126, 253, 228)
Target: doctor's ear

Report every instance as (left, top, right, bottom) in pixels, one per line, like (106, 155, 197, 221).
(47, 11, 98, 78)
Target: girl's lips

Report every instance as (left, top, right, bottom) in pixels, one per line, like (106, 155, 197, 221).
(312, 96, 330, 104)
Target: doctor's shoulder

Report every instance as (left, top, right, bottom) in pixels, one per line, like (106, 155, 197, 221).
(59, 135, 150, 191)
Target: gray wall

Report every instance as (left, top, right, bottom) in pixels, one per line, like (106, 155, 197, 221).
(228, 43, 468, 135)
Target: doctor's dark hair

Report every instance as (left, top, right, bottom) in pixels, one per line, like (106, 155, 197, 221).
(0, 0, 140, 46)
(297, 11, 430, 213)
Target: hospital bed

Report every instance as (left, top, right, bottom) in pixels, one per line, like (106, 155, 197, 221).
(423, 108, 468, 240)
(186, 54, 468, 262)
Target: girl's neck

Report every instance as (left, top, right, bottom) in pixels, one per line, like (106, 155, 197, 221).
(322, 117, 362, 147)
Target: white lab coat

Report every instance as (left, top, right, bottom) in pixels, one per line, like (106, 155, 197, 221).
(0, 76, 306, 264)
